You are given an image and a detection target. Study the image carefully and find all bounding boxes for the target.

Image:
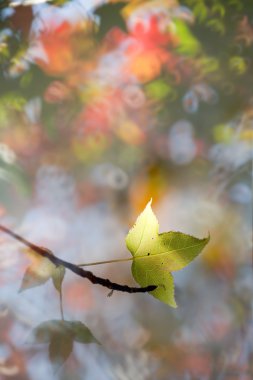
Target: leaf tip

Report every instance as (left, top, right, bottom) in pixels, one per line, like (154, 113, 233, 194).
(146, 198, 153, 208)
(143, 198, 155, 214)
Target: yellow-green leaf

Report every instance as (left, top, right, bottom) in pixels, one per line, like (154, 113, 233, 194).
(126, 200, 158, 257)
(132, 262, 176, 307)
(126, 201, 210, 307)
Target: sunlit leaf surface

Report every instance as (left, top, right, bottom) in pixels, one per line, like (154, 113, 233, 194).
(126, 201, 209, 306)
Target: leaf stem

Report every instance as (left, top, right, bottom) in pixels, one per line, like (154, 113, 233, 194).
(0, 224, 157, 294)
(78, 257, 133, 267)
(59, 289, 64, 321)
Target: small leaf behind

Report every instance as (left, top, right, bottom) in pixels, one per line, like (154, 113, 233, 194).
(20, 248, 56, 291)
(69, 321, 100, 344)
(28, 320, 68, 344)
(19, 267, 51, 291)
(52, 265, 65, 293)
(28, 320, 100, 370)
(20, 248, 64, 292)
(49, 330, 73, 371)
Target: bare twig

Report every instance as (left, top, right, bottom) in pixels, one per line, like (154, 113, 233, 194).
(0, 225, 157, 294)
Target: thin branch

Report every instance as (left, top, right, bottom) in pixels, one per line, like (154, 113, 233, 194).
(0, 225, 157, 294)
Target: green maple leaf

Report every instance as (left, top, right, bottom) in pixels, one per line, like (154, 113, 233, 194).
(126, 201, 210, 307)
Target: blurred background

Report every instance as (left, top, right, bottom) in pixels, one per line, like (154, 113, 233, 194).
(0, 0, 252, 379)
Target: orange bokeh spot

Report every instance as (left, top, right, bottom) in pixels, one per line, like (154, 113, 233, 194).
(130, 51, 162, 82)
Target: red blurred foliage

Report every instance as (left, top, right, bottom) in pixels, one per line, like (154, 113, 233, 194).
(76, 101, 114, 134)
(34, 21, 75, 75)
(130, 15, 177, 50)
(104, 15, 180, 83)
(33, 20, 95, 76)
(127, 16, 179, 82)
